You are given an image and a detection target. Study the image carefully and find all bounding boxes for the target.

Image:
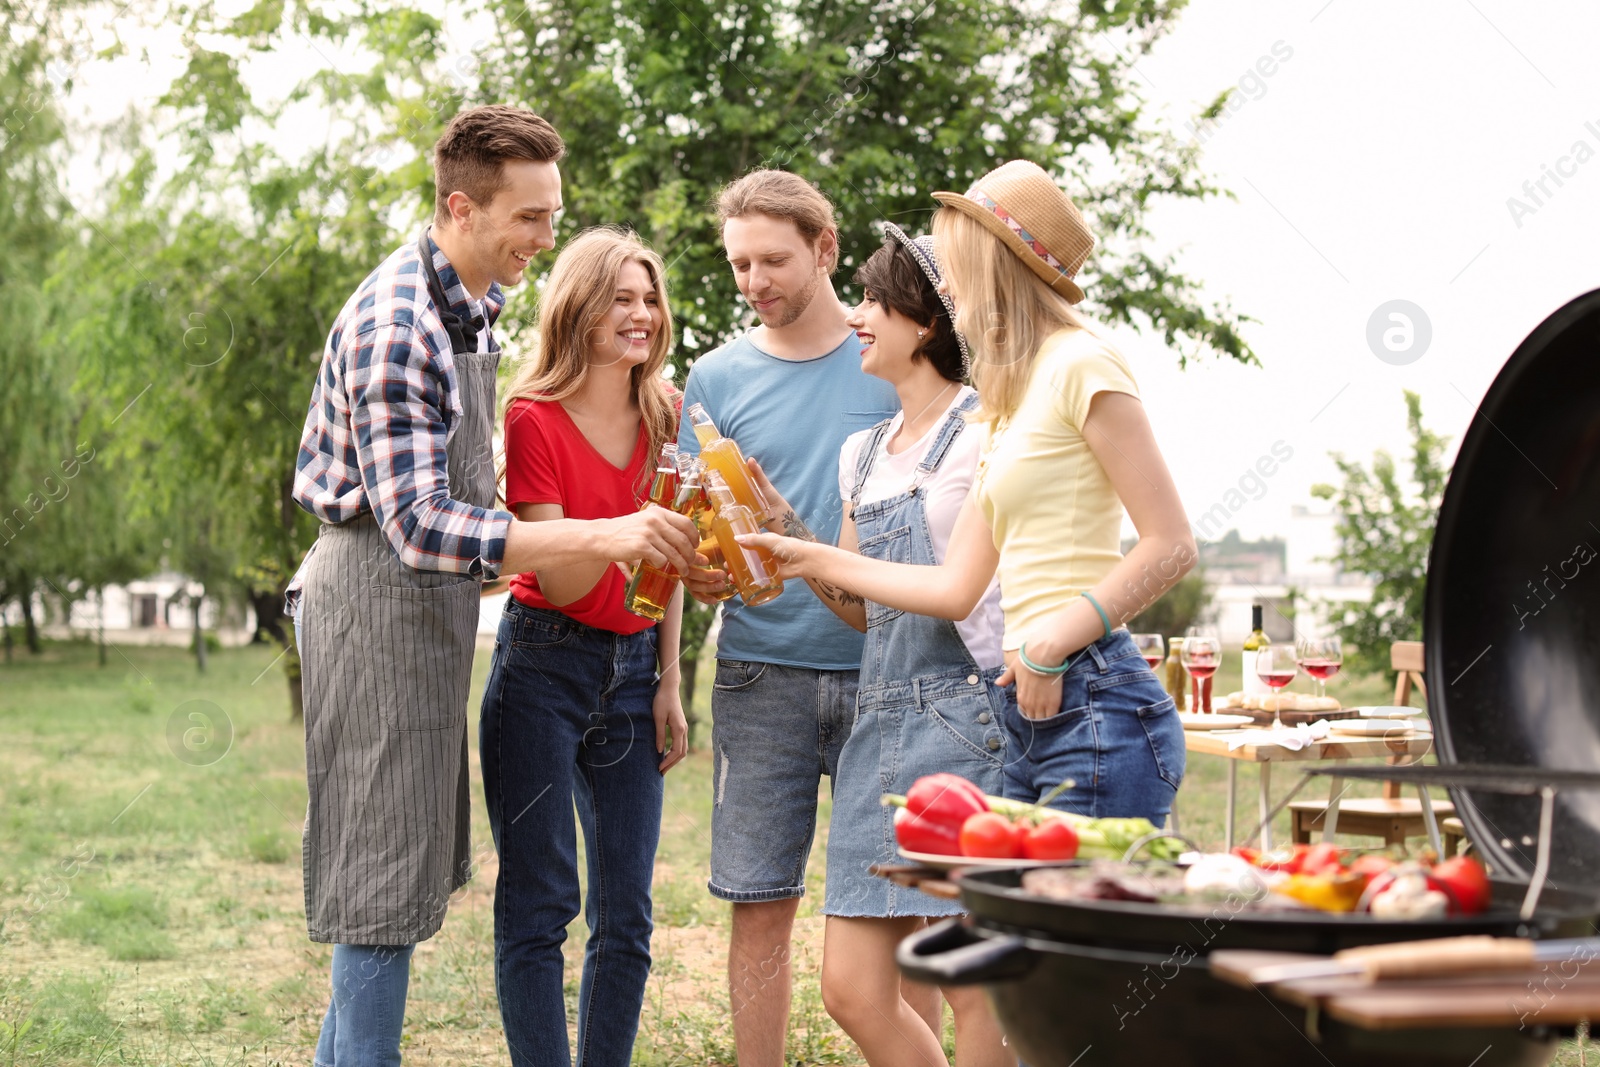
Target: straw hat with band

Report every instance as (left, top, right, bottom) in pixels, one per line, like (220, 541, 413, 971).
(879, 221, 972, 376)
(932, 159, 1097, 305)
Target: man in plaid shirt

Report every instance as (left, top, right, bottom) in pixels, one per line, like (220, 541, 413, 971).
(286, 106, 697, 1067)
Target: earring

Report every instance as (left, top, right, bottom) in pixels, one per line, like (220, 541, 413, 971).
(917, 329, 926, 338)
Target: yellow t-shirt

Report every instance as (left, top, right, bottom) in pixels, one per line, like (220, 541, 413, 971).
(975, 328, 1139, 651)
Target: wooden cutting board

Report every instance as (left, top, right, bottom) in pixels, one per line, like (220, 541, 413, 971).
(1211, 948, 1600, 1029)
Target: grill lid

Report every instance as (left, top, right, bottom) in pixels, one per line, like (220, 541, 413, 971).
(1427, 286, 1600, 888)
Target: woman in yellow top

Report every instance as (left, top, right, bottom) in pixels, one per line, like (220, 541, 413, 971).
(744, 160, 1194, 821)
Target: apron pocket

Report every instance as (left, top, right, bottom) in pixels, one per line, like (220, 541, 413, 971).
(369, 578, 480, 732)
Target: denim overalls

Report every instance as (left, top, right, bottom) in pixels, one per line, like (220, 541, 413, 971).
(823, 392, 1008, 918)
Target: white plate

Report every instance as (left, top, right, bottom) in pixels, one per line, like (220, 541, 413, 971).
(1347, 705, 1425, 719)
(1327, 718, 1432, 736)
(897, 849, 1067, 870)
(1177, 712, 1256, 730)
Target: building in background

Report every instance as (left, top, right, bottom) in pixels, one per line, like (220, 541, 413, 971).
(1199, 503, 1373, 645)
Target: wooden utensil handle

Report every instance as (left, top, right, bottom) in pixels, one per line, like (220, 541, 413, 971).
(1335, 936, 1536, 981)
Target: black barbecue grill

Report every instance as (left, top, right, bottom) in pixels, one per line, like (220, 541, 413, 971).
(896, 288, 1600, 1066)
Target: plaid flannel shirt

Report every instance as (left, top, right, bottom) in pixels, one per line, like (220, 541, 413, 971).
(285, 232, 513, 615)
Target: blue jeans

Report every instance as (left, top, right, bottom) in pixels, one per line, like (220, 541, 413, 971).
(299, 616, 417, 1067)
(479, 600, 664, 1067)
(1001, 630, 1186, 824)
(708, 661, 856, 901)
(313, 944, 415, 1067)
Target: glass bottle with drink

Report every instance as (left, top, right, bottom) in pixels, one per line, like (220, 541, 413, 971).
(674, 452, 738, 602)
(623, 443, 683, 621)
(1163, 637, 1187, 706)
(703, 470, 784, 606)
(1242, 603, 1271, 698)
(687, 403, 773, 523)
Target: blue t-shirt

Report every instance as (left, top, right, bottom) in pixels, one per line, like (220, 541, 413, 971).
(679, 330, 899, 669)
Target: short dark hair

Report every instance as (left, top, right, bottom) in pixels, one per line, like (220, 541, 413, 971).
(854, 238, 964, 382)
(433, 106, 566, 223)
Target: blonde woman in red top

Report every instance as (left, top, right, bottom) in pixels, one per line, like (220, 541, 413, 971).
(479, 226, 688, 1067)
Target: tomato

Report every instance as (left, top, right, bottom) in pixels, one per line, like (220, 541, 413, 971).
(1299, 842, 1343, 877)
(1431, 856, 1493, 915)
(1022, 818, 1080, 861)
(1230, 846, 1262, 865)
(960, 812, 1024, 859)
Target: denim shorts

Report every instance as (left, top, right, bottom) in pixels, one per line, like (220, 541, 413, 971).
(708, 661, 856, 902)
(1001, 630, 1185, 825)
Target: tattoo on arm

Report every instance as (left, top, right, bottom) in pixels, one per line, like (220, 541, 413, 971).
(777, 509, 865, 606)
(779, 508, 817, 542)
(816, 580, 865, 607)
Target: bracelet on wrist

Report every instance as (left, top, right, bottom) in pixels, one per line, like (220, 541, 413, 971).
(1081, 591, 1113, 641)
(1018, 641, 1073, 677)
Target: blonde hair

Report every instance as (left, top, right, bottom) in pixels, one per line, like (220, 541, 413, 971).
(502, 227, 677, 498)
(716, 169, 838, 271)
(932, 207, 1104, 429)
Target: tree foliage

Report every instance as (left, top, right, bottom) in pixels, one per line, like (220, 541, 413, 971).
(1311, 391, 1449, 675)
(1127, 569, 1211, 640)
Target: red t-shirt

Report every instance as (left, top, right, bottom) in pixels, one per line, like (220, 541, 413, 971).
(503, 397, 656, 634)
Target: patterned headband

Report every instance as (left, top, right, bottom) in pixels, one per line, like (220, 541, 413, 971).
(881, 222, 972, 377)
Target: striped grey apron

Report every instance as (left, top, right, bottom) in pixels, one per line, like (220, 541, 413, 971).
(298, 332, 498, 946)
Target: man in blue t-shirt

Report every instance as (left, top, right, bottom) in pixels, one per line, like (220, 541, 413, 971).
(678, 169, 897, 1064)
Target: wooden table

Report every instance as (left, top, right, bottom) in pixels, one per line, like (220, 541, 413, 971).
(1180, 726, 1439, 852)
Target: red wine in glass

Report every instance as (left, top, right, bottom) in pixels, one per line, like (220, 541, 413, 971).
(1256, 646, 1300, 728)
(1142, 654, 1164, 668)
(1185, 661, 1218, 680)
(1299, 658, 1342, 682)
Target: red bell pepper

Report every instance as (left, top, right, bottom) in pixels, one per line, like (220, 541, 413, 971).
(905, 773, 989, 823)
(886, 774, 991, 858)
(893, 806, 963, 856)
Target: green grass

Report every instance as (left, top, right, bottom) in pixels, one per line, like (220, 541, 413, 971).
(53, 886, 176, 961)
(2, 636, 1579, 1065)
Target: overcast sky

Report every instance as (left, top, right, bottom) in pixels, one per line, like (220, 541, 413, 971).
(1114, 0, 1599, 539)
(71, 0, 1600, 542)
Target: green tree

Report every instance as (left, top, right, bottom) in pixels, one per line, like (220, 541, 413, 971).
(1126, 569, 1211, 640)
(0, 1, 84, 658)
(74, 19, 410, 697)
(470, 0, 1255, 368)
(1311, 391, 1449, 675)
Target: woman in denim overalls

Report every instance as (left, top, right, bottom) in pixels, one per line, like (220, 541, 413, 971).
(746, 162, 1191, 850)
(749, 226, 1011, 1064)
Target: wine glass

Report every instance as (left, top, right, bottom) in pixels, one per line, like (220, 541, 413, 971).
(1180, 631, 1220, 714)
(1132, 633, 1165, 671)
(1296, 636, 1344, 699)
(1256, 645, 1300, 729)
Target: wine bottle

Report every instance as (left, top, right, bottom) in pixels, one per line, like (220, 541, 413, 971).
(1242, 603, 1271, 698)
